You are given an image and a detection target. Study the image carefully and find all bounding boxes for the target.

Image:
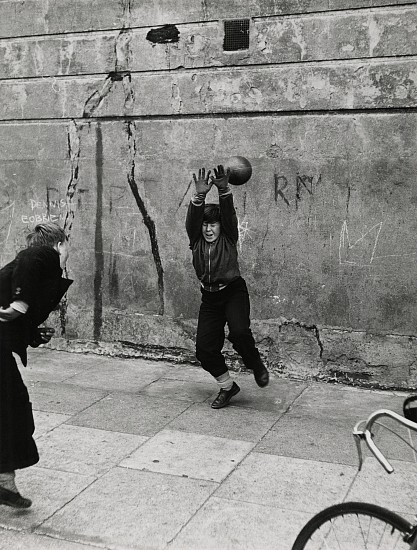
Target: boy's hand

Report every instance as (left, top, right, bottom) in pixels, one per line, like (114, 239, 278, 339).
(193, 168, 213, 195)
(211, 165, 230, 190)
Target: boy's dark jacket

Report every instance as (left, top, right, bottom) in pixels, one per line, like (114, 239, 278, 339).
(186, 193, 241, 291)
(0, 245, 73, 365)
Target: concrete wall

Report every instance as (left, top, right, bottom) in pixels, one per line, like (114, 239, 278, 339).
(1, 1, 417, 388)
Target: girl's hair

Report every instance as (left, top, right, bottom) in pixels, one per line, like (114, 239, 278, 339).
(26, 222, 67, 248)
(203, 204, 221, 224)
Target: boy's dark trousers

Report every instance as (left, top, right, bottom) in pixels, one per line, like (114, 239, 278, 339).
(196, 277, 263, 378)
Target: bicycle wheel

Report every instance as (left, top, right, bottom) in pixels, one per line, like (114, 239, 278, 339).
(292, 502, 414, 550)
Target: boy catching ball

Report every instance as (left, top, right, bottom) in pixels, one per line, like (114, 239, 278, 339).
(186, 165, 269, 409)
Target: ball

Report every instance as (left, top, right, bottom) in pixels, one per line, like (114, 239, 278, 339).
(224, 156, 252, 186)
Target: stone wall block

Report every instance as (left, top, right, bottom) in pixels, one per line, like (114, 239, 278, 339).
(0, 59, 415, 120)
(1, 1, 417, 38)
(1, 9, 416, 78)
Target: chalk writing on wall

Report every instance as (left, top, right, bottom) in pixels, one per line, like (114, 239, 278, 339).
(21, 198, 72, 224)
(339, 220, 382, 266)
(237, 217, 253, 252)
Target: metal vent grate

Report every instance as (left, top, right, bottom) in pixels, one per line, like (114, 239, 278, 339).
(223, 19, 250, 51)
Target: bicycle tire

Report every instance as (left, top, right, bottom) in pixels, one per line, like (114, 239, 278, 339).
(292, 501, 414, 550)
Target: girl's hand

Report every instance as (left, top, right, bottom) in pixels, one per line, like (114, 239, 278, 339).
(192, 167, 213, 195)
(0, 306, 22, 322)
(38, 327, 55, 343)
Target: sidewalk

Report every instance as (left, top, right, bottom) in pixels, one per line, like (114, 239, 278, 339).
(1, 348, 416, 550)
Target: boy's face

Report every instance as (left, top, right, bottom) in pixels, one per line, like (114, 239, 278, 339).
(202, 221, 221, 243)
(56, 240, 69, 268)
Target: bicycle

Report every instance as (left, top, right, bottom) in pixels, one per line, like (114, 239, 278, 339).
(292, 396, 417, 549)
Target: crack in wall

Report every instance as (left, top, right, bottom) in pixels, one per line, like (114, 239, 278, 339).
(82, 76, 115, 118)
(64, 119, 81, 234)
(346, 181, 351, 217)
(201, 0, 208, 20)
(114, 25, 135, 115)
(126, 120, 165, 315)
(60, 118, 81, 335)
(115, 27, 132, 72)
(120, 0, 132, 28)
(82, 24, 133, 119)
(279, 318, 324, 358)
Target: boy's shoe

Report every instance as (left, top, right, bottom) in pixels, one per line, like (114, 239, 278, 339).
(0, 487, 32, 508)
(253, 362, 269, 387)
(211, 382, 240, 409)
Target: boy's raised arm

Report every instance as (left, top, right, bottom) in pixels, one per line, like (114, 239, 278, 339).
(186, 168, 212, 247)
(211, 165, 239, 244)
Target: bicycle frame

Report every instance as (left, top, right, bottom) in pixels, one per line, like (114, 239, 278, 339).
(353, 408, 417, 473)
(353, 408, 417, 547)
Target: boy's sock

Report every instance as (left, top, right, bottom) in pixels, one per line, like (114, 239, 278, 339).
(0, 471, 18, 493)
(216, 371, 234, 391)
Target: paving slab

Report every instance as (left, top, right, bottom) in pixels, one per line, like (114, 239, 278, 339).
(66, 392, 191, 436)
(219, 377, 307, 413)
(292, 383, 408, 422)
(168, 401, 281, 442)
(120, 429, 254, 482)
(216, 452, 357, 514)
(160, 363, 212, 383)
(170, 496, 312, 550)
(254, 412, 361, 466)
(37, 424, 147, 477)
(64, 360, 170, 393)
(0, 467, 95, 531)
(37, 467, 217, 549)
(2, 349, 416, 550)
(27, 349, 99, 368)
(0, 528, 98, 550)
(29, 381, 108, 415)
(347, 456, 417, 516)
(22, 363, 94, 385)
(33, 410, 72, 439)
(21, 350, 100, 383)
(140, 378, 215, 403)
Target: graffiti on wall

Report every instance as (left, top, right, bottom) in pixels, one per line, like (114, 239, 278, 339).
(0, 188, 15, 264)
(21, 197, 70, 224)
(339, 220, 383, 267)
(274, 172, 321, 209)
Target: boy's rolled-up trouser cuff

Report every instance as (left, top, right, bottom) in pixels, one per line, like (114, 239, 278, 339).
(215, 371, 233, 390)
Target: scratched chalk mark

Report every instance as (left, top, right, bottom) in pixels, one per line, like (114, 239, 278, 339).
(238, 217, 253, 252)
(0, 201, 15, 265)
(339, 220, 382, 267)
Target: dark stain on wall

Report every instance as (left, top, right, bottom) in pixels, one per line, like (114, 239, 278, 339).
(93, 123, 104, 340)
(146, 25, 180, 44)
(126, 120, 165, 315)
(109, 247, 119, 305)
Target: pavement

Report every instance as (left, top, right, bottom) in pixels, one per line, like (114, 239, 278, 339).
(1, 348, 417, 550)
